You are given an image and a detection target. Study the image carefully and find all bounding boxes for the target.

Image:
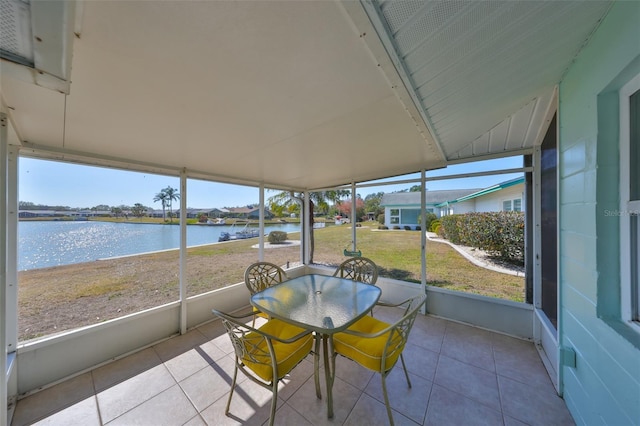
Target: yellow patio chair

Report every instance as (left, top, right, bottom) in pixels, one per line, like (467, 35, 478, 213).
(332, 256, 378, 285)
(244, 261, 288, 294)
(244, 261, 288, 325)
(212, 309, 313, 426)
(332, 293, 427, 426)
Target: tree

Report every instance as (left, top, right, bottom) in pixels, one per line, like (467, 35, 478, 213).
(153, 191, 168, 221)
(162, 186, 180, 222)
(337, 197, 365, 221)
(131, 203, 147, 218)
(154, 186, 180, 223)
(268, 189, 349, 262)
(364, 192, 384, 219)
(110, 206, 123, 217)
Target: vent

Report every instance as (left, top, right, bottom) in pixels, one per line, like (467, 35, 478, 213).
(0, 0, 34, 66)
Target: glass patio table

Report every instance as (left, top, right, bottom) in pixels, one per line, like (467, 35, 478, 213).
(250, 273, 381, 418)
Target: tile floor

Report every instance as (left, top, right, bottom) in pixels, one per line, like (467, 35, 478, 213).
(11, 306, 575, 425)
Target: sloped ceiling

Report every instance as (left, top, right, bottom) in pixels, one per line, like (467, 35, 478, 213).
(1, 0, 612, 190)
(357, 0, 612, 161)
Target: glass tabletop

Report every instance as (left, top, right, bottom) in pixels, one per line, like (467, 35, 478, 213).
(250, 274, 381, 334)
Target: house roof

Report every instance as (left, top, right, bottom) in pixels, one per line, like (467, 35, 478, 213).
(1, 1, 611, 191)
(381, 189, 481, 207)
(442, 177, 525, 205)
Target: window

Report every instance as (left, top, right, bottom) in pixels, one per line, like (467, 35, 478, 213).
(400, 208, 420, 224)
(620, 73, 640, 325)
(514, 199, 522, 212)
(503, 198, 522, 212)
(390, 208, 400, 224)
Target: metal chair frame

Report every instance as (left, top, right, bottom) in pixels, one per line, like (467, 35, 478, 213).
(212, 309, 313, 426)
(244, 261, 287, 294)
(332, 256, 379, 285)
(332, 293, 427, 426)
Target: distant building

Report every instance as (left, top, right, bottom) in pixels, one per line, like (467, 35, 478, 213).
(380, 177, 524, 228)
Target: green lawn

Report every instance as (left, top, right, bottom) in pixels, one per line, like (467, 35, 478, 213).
(312, 223, 525, 302)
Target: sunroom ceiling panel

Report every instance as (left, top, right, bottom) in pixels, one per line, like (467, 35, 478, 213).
(371, 0, 612, 160)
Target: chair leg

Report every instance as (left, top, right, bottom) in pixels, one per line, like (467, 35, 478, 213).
(399, 353, 412, 388)
(381, 374, 395, 426)
(268, 379, 278, 426)
(314, 333, 322, 399)
(225, 361, 239, 416)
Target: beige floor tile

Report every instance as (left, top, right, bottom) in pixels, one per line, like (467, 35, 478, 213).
(198, 380, 284, 426)
(179, 355, 242, 412)
(333, 354, 375, 391)
(499, 375, 575, 426)
(344, 393, 420, 426)
(407, 317, 445, 354)
(11, 372, 95, 426)
(197, 320, 236, 355)
(424, 384, 503, 426)
(493, 340, 555, 393)
(31, 396, 101, 426)
(105, 384, 197, 425)
(434, 355, 501, 411)
(269, 402, 314, 426)
(97, 363, 176, 423)
(183, 414, 207, 426)
(153, 329, 209, 362)
(277, 357, 316, 401)
(164, 341, 226, 383)
(287, 375, 360, 426)
(363, 366, 432, 424)
(503, 414, 529, 426)
(401, 342, 439, 381)
(441, 331, 496, 373)
(92, 347, 163, 392)
(10, 312, 576, 426)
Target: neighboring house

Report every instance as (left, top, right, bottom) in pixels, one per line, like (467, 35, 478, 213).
(207, 208, 229, 218)
(221, 206, 274, 219)
(380, 177, 524, 228)
(380, 189, 480, 228)
(18, 210, 59, 218)
(436, 177, 525, 216)
(173, 208, 201, 219)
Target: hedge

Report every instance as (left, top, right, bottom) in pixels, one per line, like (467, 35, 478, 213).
(439, 212, 524, 264)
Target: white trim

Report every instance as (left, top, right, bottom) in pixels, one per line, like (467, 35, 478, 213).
(619, 73, 640, 325)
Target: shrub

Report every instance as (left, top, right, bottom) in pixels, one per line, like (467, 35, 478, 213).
(377, 213, 385, 224)
(268, 231, 288, 244)
(429, 219, 440, 232)
(418, 212, 437, 231)
(392, 225, 401, 230)
(438, 212, 524, 264)
(378, 225, 388, 230)
(404, 225, 412, 230)
(415, 225, 421, 231)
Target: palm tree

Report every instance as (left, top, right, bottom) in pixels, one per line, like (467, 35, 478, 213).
(153, 191, 168, 221)
(268, 190, 349, 263)
(162, 186, 180, 223)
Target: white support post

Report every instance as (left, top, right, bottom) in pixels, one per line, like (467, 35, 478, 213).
(259, 185, 265, 261)
(304, 192, 310, 265)
(6, 144, 18, 351)
(179, 170, 187, 334)
(351, 183, 356, 252)
(421, 170, 427, 312)
(1, 113, 9, 426)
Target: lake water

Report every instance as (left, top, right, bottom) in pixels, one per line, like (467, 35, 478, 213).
(18, 221, 300, 271)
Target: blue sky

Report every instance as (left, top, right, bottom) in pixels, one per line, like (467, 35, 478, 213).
(18, 156, 523, 209)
